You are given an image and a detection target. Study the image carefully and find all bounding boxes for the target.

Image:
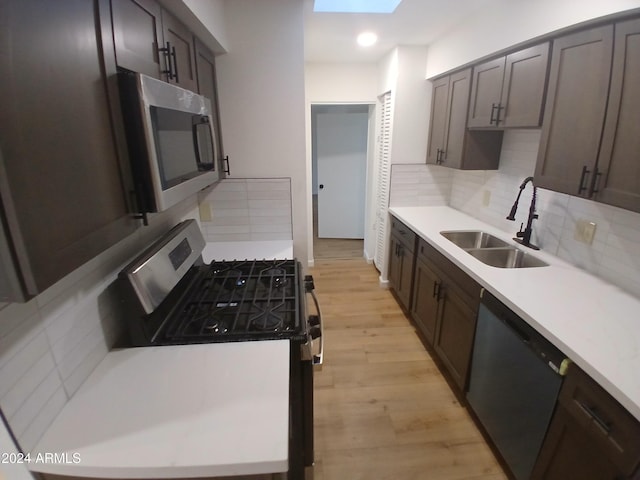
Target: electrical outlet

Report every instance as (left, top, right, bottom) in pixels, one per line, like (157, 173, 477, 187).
(482, 190, 491, 207)
(199, 202, 212, 222)
(574, 219, 597, 245)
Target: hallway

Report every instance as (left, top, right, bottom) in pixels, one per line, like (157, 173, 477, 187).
(309, 258, 506, 480)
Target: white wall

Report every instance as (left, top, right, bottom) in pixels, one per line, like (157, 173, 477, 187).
(305, 63, 378, 102)
(426, 0, 640, 77)
(304, 63, 379, 263)
(389, 46, 430, 164)
(216, 0, 308, 265)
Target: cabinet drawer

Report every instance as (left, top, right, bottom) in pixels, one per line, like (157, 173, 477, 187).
(416, 238, 481, 308)
(390, 217, 416, 253)
(559, 364, 640, 475)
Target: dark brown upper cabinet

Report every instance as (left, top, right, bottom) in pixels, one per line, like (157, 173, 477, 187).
(111, 0, 197, 92)
(161, 9, 198, 92)
(535, 26, 613, 197)
(468, 43, 550, 128)
(593, 18, 640, 213)
(535, 20, 640, 214)
(0, 0, 137, 301)
(426, 69, 503, 170)
(195, 38, 226, 175)
(111, 0, 162, 79)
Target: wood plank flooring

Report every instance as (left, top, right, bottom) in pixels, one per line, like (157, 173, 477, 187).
(309, 258, 506, 480)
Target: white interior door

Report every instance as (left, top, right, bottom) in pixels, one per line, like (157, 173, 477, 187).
(316, 109, 368, 239)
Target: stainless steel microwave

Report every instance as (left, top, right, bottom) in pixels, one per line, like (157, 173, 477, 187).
(118, 72, 220, 214)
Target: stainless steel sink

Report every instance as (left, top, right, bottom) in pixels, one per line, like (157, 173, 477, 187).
(466, 247, 548, 269)
(440, 230, 548, 268)
(440, 230, 510, 249)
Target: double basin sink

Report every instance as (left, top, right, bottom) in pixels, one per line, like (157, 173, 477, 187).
(440, 230, 548, 269)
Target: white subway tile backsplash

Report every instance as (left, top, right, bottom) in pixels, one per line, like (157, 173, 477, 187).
(199, 179, 293, 242)
(1, 351, 56, 419)
(389, 129, 640, 298)
(8, 366, 63, 438)
(16, 386, 67, 454)
(0, 317, 46, 382)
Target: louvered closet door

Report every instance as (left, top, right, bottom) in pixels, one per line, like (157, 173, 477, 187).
(374, 91, 392, 272)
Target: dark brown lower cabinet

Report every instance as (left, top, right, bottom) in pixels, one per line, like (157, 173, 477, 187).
(410, 239, 480, 391)
(532, 364, 640, 479)
(388, 217, 417, 311)
(0, 0, 137, 299)
(411, 258, 440, 344)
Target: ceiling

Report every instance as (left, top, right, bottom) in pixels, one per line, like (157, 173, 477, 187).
(303, 0, 499, 63)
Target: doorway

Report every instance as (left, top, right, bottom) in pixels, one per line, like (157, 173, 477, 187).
(311, 104, 370, 259)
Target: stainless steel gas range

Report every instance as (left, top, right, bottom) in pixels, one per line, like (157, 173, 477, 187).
(117, 219, 323, 479)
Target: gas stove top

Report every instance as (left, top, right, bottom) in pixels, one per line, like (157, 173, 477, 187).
(118, 220, 310, 346)
(160, 259, 303, 343)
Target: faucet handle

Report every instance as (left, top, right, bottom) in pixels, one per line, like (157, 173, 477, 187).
(516, 222, 525, 238)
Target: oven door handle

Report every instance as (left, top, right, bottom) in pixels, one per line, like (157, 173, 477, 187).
(309, 289, 324, 366)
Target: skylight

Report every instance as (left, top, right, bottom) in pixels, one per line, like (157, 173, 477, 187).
(313, 0, 403, 14)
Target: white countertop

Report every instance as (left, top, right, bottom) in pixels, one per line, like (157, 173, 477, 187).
(389, 206, 640, 421)
(202, 240, 294, 263)
(30, 341, 290, 479)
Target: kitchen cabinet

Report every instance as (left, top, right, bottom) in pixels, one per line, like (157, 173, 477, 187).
(467, 43, 550, 128)
(535, 26, 613, 199)
(532, 363, 640, 479)
(0, 0, 137, 300)
(161, 9, 198, 92)
(593, 18, 640, 213)
(535, 20, 640, 213)
(111, 0, 163, 79)
(411, 238, 481, 391)
(195, 39, 226, 176)
(388, 217, 417, 311)
(426, 69, 502, 170)
(111, 0, 197, 92)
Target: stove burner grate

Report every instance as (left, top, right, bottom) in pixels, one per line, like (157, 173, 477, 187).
(161, 259, 301, 342)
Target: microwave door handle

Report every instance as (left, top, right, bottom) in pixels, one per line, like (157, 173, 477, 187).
(192, 117, 214, 171)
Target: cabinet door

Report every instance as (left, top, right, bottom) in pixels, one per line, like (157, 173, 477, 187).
(161, 10, 198, 92)
(595, 18, 640, 213)
(433, 286, 477, 391)
(0, 0, 137, 296)
(195, 39, 225, 174)
(531, 406, 623, 480)
(388, 235, 414, 310)
(426, 76, 450, 164)
(535, 26, 613, 196)
(442, 68, 472, 169)
(411, 259, 440, 345)
(111, 0, 162, 78)
(501, 42, 550, 127)
(467, 57, 505, 128)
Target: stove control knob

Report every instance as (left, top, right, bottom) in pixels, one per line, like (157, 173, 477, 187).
(309, 326, 321, 340)
(308, 315, 320, 327)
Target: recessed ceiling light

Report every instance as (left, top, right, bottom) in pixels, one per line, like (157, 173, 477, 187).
(314, 0, 402, 14)
(357, 32, 378, 47)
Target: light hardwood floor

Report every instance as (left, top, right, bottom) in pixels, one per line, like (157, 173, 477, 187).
(309, 258, 506, 480)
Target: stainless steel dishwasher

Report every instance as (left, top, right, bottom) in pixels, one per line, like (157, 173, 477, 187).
(467, 290, 568, 480)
